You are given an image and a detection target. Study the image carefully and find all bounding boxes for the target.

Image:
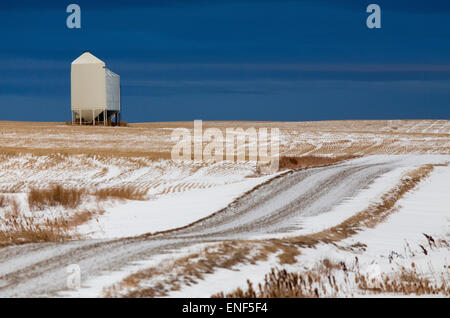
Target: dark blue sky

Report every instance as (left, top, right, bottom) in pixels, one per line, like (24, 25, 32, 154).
(0, 0, 449, 122)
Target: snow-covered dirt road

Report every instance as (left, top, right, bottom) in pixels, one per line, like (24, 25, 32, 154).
(0, 155, 447, 297)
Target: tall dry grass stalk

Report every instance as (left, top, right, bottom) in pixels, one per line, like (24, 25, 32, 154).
(0, 217, 71, 246)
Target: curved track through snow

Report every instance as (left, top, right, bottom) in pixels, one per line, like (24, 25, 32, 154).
(0, 157, 423, 296)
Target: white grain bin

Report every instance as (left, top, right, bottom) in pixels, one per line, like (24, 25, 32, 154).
(70, 52, 121, 125)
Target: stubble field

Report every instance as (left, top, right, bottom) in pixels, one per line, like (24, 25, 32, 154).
(0, 119, 448, 297)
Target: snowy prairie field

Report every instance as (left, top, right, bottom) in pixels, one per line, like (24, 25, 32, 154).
(0, 120, 448, 297)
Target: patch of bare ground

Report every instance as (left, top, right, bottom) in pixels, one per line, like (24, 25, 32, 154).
(104, 164, 440, 297)
(278, 155, 358, 171)
(0, 182, 147, 245)
(63, 209, 105, 229)
(0, 220, 70, 247)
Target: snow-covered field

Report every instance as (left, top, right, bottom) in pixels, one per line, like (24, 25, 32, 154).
(168, 163, 450, 297)
(78, 172, 277, 238)
(0, 120, 448, 297)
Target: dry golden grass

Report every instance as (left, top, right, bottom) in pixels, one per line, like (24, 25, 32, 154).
(357, 269, 449, 296)
(0, 197, 71, 246)
(215, 240, 450, 298)
(63, 209, 105, 229)
(0, 217, 71, 246)
(213, 268, 323, 298)
(1, 184, 122, 246)
(0, 195, 104, 246)
(275, 242, 301, 264)
(28, 185, 84, 211)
